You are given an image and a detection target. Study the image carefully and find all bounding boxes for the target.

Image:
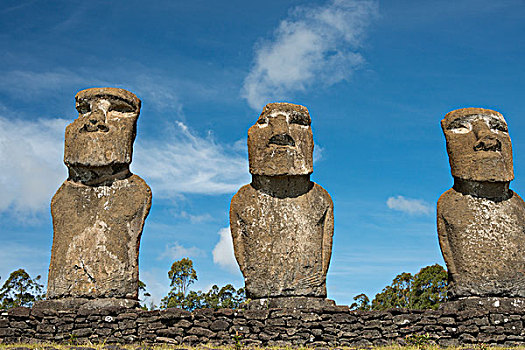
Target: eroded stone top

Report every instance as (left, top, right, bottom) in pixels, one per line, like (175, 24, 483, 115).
(248, 103, 313, 176)
(441, 107, 513, 182)
(64, 87, 141, 168)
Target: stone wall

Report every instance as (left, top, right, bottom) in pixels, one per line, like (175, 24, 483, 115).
(2, 303, 525, 347)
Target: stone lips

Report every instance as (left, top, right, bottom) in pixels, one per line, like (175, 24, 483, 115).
(232, 102, 334, 306)
(47, 175, 151, 300)
(441, 107, 513, 182)
(65, 88, 141, 167)
(248, 103, 314, 176)
(48, 87, 151, 304)
(438, 107, 525, 299)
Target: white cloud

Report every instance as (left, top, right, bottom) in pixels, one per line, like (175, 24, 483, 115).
(159, 242, 206, 261)
(0, 114, 249, 217)
(386, 195, 432, 215)
(212, 226, 239, 273)
(178, 211, 213, 224)
(242, 0, 378, 109)
(0, 116, 67, 216)
(138, 268, 170, 309)
(133, 121, 249, 197)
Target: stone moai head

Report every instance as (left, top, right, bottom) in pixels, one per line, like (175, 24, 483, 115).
(248, 103, 314, 176)
(441, 107, 513, 182)
(64, 88, 141, 168)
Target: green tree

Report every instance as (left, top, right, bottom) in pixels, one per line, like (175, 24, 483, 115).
(349, 293, 371, 311)
(204, 284, 246, 309)
(168, 258, 197, 296)
(161, 258, 198, 309)
(0, 269, 44, 309)
(370, 265, 448, 310)
(160, 258, 246, 310)
(411, 264, 447, 310)
(372, 272, 414, 310)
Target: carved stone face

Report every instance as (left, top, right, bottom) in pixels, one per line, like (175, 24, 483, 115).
(442, 108, 513, 182)
(248, 103, 314, 176)
(64, 88, 141, 167)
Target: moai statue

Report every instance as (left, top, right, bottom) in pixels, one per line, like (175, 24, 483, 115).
(230, 103, 334, 309)
(45, 88, 151, 309)
(438, 107, 525, 302)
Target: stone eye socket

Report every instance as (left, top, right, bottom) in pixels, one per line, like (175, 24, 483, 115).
(489, 119, 508, 133)
(447, 119, 471, 131)
(76, 101, 91, 114)
(108, 100, 134, 113)
(289, 113, 310, 126)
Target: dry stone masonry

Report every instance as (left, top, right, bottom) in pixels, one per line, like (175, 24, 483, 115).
(437, 108, 525, 299)
(230, 103, 334, 309)
(4, 301, 525, 347)
(44, 88, 152, 309)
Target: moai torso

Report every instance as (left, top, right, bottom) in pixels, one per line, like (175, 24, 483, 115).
(47, 88, 151, 302)
(438, 188, 525, 297)
(437, 108, 525, 298)
(230, 103, 334, 302)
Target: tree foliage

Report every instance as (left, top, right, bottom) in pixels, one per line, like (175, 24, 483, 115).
(349, 293, 371, 311)
(167, 258, 197, 296)
(0, 269, 44, 309)
(351, 264, 448, 311)
(160, 258, 245, 311)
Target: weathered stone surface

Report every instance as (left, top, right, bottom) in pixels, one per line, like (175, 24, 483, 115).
(47, 88, 151, 303)
(231, 103, 334, 304)
(65, 88, 141, 169)
(248, 103, 313, 176)
(4, 305, 525, 346)
(438, 108, 525, 298)
(441, 107, 513, 182)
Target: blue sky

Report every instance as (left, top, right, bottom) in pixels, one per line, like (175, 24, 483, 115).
(1, 0, 524, 306)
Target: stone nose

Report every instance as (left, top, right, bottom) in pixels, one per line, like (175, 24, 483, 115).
(88, 108, 106, 124)
(81, 109, 109, 133)
(269, 115, 289, 135)
(474, 136, 501, 152)
(472, 120, 500, 152)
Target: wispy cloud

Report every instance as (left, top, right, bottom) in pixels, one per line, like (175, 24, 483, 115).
(0, 116, 67, 217)
(212, 226, 239, 274)
(178, 211, 213, 224)
(242, 0, 378, 110)
(0, 114, 248, 218)
(0, 69, 89, 97)
(159, 242, 206, 261)
(0, 68, 182, 115)
(134, 121, 249, 197)
(386, 195, 432, 215)
(139, 268, 170, 308)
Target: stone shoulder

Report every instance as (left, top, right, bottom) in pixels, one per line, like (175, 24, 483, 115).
(311, 182, 333, 208)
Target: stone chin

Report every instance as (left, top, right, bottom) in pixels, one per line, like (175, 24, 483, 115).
(64, 87, 141, 168)
(442, 107, 514, 183)
(247, 145, 314, 176)
(64, 117, 137, 167)
(449, 152, 514, 182)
